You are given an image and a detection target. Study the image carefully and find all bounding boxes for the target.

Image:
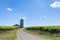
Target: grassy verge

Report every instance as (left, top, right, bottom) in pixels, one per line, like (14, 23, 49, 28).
(24, 29, 60, 40)
(0, 29, 19, 40)
(0, 26, 19, 40)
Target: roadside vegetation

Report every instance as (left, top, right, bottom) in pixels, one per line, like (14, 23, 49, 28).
(0, 26, 19, 40)
(25, 26, 60, 40)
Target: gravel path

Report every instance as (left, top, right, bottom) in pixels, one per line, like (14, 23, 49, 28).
(16, 29, 50, 40)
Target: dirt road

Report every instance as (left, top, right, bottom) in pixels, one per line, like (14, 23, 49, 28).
(16, 29, 49, 40)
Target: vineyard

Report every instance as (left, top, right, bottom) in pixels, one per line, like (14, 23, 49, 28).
(25, 26, 60, 36)
(0, 26, 19, 30)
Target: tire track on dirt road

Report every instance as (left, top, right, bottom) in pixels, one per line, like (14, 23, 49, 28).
(16, 29, 50, 40)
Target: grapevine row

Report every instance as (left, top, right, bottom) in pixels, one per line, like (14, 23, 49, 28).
(25, 26, 60, 33)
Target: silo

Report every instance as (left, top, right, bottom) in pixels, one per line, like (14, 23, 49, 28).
(20, 19, 24, 28)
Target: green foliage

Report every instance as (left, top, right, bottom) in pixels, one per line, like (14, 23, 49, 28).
(0, 26, 19, 30)
(25, 26, 60, 33)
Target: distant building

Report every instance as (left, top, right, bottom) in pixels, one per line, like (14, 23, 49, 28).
(20, 19, 24, 28)
(13, 24, 19, 26)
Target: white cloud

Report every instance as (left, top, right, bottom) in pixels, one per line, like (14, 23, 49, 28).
(50, 1, 60, 8)
(6, 8, 13, 11)
(40, 16, 47, 19)
(6, 8, 16, 11)
(43, 16, 47, 18)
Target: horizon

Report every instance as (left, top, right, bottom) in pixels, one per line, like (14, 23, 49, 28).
(0, 0, 60, 27)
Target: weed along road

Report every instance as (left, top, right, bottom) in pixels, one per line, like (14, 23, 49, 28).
(16, 29, 49, 40)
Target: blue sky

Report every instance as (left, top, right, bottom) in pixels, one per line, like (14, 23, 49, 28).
(0, 0, 60, 27)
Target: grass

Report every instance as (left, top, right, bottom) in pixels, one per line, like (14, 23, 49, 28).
(0, 26, 19, 40)
(24, 30, 60, 40)
(24, 29, 60, 40)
